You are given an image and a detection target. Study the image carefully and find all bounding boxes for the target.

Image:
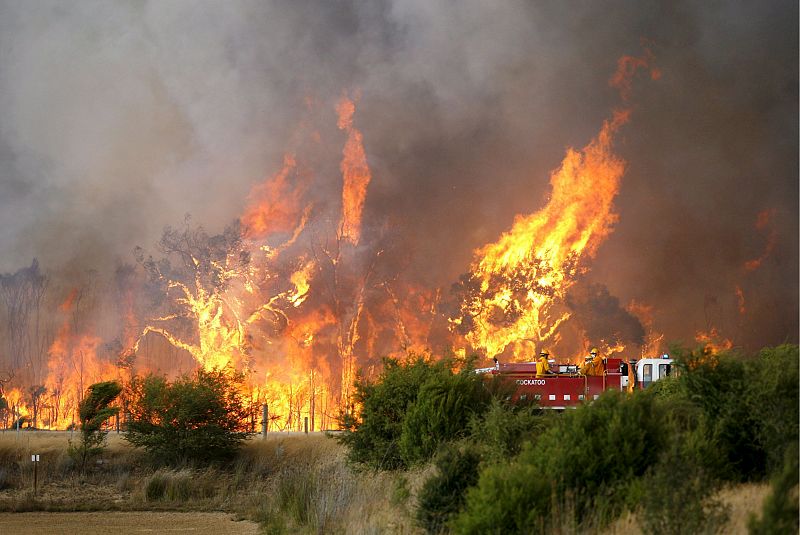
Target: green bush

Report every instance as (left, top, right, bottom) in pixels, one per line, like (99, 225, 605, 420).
(125, 369, 251, 465)
(748, 444, 799, 535)
(637, 434, 729, 535)
(338, 355, 452, 470)
(677, 349, 764, 481)
(454, 390, 670, 533)
(745, 345, 799, 476)
(400, 370, 491, 465)
(71, 380, 122, 472)
(451, 455, 551, 534)
(676, 344, 799, 482)
(467, 399, 543, 458)
(416, 443, 483, 533)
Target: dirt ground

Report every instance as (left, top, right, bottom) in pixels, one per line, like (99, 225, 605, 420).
(0, 511, 259, 534)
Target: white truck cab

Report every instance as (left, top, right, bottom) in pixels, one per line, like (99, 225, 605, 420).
(635, 356, 675, 388)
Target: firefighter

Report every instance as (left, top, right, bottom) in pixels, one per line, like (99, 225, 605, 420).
(580, 347, 601, 376)
(536, 349, 553, 378)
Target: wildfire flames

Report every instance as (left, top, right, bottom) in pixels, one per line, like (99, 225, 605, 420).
(0, 49, 760, 431)
(451, 52, 659, 361)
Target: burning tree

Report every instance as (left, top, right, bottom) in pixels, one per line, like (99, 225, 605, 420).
(450, 51, 660, 361)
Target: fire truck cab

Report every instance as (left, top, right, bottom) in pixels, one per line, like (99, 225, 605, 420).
(634, 356, 675, 389)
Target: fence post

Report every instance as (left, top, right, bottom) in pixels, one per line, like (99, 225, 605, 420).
(304, 416, 308, 435)
(261, 404, 268, 439)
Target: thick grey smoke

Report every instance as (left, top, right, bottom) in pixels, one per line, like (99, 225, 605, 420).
(566, 282, 646, 348)
(0, 0, 796, 353)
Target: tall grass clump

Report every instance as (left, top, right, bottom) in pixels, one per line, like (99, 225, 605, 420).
(141, 468, 223, 504)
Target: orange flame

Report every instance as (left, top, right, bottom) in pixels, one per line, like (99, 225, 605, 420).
(695, 327, 733, 354)
(336, 93, 372, 245)
(735, 285, 746, 316)
(744, 208, 777, 272)
(455, 110, 628, 358)
(452, 50, 657, 359)
(241, 154, 309, 239)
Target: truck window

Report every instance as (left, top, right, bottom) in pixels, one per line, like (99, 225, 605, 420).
(642, 363, 652, 387)
(659, 363, 670, 379)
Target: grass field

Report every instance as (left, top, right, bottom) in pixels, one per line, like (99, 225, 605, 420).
(0, 430, 774, 534)
(0, 430, 421, 534)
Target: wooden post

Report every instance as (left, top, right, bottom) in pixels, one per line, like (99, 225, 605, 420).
(31, 454, 39, 497)
(261, 404, 268, 439)
(304, 416, 308, 435)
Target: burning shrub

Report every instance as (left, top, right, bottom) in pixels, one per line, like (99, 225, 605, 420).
(125, 369, 251, 465)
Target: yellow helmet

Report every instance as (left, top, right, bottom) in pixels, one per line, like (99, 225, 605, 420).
(539, 348, 550, 357)
(590, 347, 599, 356)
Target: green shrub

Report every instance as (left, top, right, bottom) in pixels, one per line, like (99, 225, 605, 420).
(748, 444, 799, 535)
(677, 349, 764, 481)
(676, 344, 799, 482)
(451, 455, 551, 534)
(71, 381, 122, 472)
(745, 345, 799, 476)
(637, 434, 729, 535)
(454, 390, 670, 533)
(125, 369, 251, 465)
(400, 370, 491, 465)
(338, 355, 451, 470)
(416, 443, 483, 533)
(467, 399, 543, 458)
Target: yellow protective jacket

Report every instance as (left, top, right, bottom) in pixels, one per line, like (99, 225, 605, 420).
(580, 356, 605, 376)
(536, 357, 549, 378)
(536, 357, 548, 377)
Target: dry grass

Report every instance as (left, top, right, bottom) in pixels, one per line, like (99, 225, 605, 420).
(235, 435, 421, 534)
(602, 482, 771, 535)
(0, 430, 422, 534)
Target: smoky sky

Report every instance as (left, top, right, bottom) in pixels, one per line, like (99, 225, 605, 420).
(0, 0, 797, 351)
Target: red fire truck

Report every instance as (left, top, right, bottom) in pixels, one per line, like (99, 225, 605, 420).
(476, 355, 674, 409)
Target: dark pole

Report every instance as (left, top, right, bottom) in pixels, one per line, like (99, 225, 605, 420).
(261, 404, 268, 439)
